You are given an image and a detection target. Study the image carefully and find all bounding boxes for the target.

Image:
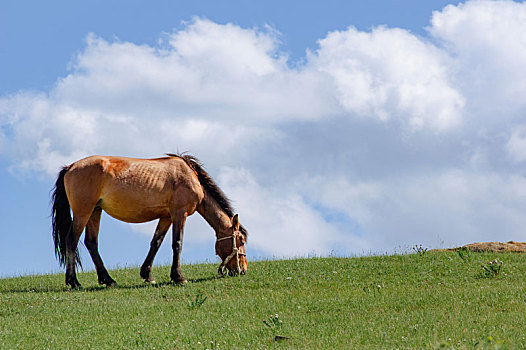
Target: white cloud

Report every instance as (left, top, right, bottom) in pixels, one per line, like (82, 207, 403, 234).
(218, 167, 371, 256)
(309, 170, 526, 250)
(2, 1, 526, 259)
(430, 0, 526, 119)
(311, 26, 464, 131)
(167, 19, 282, 77)
(507, 125, 526, 163)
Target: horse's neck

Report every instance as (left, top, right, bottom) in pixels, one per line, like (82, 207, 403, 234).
(197, 193, 231, 237)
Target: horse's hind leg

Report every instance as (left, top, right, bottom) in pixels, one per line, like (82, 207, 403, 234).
(140, 217, 172, 283)
(85, 207, 117, 287)
(65, 215, 90, 289)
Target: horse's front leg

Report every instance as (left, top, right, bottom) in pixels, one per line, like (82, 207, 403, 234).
(170, 210, 188, 284)
(140, 217, 172, 283)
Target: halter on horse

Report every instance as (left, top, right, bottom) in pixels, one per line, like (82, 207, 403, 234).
(217, 233, 247, 276)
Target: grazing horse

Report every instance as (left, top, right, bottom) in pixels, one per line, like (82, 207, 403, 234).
(51, 154, 247, 289)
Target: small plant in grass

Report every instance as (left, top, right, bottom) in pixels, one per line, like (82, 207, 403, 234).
(263, 313, 283, 331)
(413, 244, 428, 257)
(362, 282, 384, 296)
(435, 335, 505, 349)
(457, 247, 472, 263)
(481, 259, 503, 278)
(196, 340, 222, 349)
(263, 314, 289, 342)
(188, 291, 207, 309)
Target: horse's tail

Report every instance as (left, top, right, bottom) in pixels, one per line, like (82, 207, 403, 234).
(51, 166, 80, 268)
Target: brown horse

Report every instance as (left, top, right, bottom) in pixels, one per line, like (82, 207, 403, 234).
(51, 154, 247, 289)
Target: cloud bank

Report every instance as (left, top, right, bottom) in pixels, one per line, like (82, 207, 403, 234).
(2, 0, 526, 257)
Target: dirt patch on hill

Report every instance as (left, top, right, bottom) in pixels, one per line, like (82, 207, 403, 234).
(438, 241, 526, 253)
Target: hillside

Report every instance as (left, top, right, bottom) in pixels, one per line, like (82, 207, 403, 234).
(1, 252, 525, 349)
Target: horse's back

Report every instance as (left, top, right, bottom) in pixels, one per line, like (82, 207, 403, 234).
(64, 155, 203, 223)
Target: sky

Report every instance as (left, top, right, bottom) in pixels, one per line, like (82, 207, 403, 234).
(2, 0, 526, 278)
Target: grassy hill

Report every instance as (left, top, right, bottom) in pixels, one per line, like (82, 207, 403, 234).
(1, 251, 525, 349)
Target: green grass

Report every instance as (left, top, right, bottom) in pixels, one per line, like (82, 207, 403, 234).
(1, 252, 525, 349)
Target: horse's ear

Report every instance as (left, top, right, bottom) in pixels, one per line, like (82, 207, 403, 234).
(232, 214, 240, 231)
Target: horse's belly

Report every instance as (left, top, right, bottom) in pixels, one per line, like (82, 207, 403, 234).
(100, 197, 171, 223)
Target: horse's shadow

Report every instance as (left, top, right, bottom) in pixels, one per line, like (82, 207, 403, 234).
(2, 275, 221, 294)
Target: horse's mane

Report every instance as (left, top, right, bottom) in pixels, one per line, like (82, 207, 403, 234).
(167, 153, 248, 239)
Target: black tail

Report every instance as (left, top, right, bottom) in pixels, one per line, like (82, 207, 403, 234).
(51, 166, 81, 268)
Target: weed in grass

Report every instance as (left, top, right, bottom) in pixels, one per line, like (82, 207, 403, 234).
(188, 291, 207, 309)
(134, 331, 145, 347)
(481, 259, 503, 278)
(263, 313, 283, 331)
(413, 244, 429, 257)
(362, 282, 384, 296)
(263, 313, 290, 342)
(435, 335, 508, 349)
(457, 247, 472, 263)
(196, 340, 222, 349)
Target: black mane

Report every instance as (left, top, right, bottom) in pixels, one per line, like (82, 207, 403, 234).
(167, 153, 248, 239)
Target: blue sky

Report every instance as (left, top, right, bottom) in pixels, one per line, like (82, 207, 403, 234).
(2, 0, 526, 278)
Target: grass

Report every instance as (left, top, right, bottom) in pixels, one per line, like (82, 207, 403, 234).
(1, 251, 525, 349)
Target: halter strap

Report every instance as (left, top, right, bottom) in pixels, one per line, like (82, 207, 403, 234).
(216, 235, 234, 242)
(216, 233, 246, 276)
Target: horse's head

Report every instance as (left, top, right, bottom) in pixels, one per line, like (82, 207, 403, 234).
(216, 214, 247, 276)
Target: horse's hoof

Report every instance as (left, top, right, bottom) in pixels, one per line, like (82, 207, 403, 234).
(67, 279, 83, 290)
(144, 279, 157, 285)
(171, 278, 187, 285)
(99, 278, 117, 287)
(99, 280, 117, 287)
